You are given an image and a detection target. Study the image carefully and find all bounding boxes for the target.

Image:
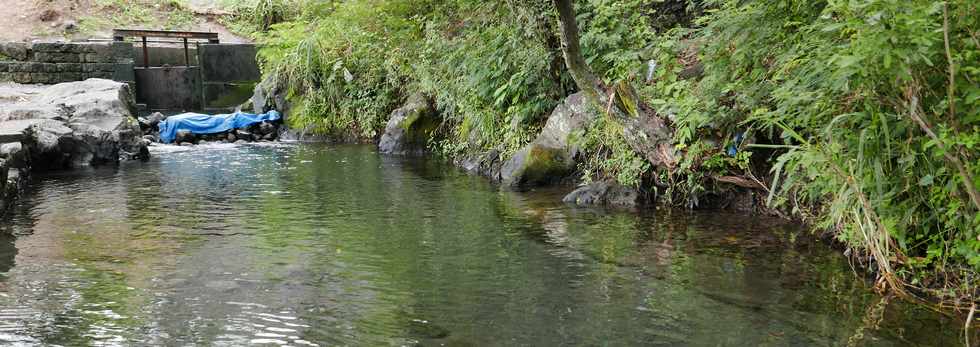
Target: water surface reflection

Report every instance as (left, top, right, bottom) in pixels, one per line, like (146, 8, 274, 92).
(0, 143, 966, 346)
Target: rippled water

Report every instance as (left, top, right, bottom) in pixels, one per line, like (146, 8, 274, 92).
(0, 143, 968, 346)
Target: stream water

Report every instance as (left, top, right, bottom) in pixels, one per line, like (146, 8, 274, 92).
(0, 143, 968, 346)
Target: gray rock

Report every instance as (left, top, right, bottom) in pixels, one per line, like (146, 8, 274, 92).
(0, 43, 30, 61)
(258, 121, 276, 135)
(6, 79, 145, 168)
(500, 92, 597, 189)
(378, 93, 437, 155)
(251, 74, 289, 115)
(146, 112, 165, 128)
(23, 119, 80, 169)
(0, 142, 27, 169)
(121, 139, 150, 161)
(500, 144, 574, 188)
(562, 180, 641, 207)
(456, 149, 502, 181)
(234, 139, 247, 144)
(174, 130, 194, 144)
(234, 130, 253, 141)
(180, 142, 194, 147)
(226, 132, 237, 142)
(534, 92, 593, 153)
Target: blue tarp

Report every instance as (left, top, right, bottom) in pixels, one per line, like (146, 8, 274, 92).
(158, 110, 281, 143)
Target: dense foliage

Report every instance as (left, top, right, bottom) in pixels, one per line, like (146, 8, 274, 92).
(648, 0, 979, 302)
(229, 0, 978, 303)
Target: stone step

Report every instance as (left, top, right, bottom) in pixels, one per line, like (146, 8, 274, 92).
(0, 119, 42, 143)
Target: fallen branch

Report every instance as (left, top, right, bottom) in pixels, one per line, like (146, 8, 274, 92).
(713, 175, 766, 190)
(967, 304, 976, 347)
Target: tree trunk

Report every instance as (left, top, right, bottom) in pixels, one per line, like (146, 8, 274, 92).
(551, 0, 676, 170)
(552, 0, 606, 109)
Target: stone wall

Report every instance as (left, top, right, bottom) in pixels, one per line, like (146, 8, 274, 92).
(0, 42, 135, 85)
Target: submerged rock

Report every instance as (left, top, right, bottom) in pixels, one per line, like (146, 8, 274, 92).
(501, 92, 596, 189)
(406, 319, 450, 340)
(378, 93, 438, 155)
(456, 149, 503, 181)
(562, 180, 642, 207)
(278, 125, 330, 142)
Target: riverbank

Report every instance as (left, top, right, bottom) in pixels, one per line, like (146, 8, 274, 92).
(239, 0, 979, 317)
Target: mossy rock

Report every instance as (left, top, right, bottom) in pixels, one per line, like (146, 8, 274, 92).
(501, 143, 574, 189)
(378, 93, 438, 155)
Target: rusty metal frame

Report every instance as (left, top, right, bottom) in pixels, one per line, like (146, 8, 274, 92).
(112, 29, 220, 68)
(112, 29, 219, 41)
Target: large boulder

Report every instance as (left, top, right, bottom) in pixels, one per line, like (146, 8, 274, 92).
(378, 93, 438, 155)
(501, 92, 596, 189)
(500, 144, 573, 187)
(0, 79, 144, 169)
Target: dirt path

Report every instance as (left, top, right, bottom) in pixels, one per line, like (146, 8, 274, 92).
(0, 0, 249, 43)
(0, 0, 42, 42)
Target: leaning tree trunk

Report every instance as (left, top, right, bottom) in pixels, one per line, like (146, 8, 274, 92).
(551, 0, 677, 170)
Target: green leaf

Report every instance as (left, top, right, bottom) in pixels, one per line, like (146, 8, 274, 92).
(918, 175, 934, 186)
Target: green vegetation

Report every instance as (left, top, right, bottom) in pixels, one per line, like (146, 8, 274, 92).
(227, 0, 979, 308)
(78, 0, 197, 35)
(649, 0, 980, 306)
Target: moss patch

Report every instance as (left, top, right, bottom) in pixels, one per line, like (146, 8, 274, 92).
(521, 144, 572, 186)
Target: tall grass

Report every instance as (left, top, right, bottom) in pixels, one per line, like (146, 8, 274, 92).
(645, 0, 980, 302)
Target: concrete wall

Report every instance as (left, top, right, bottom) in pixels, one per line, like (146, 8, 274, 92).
(199, 44, 260, 111)
(0, 42, 135, 85)
(135, 67, 201, 111)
